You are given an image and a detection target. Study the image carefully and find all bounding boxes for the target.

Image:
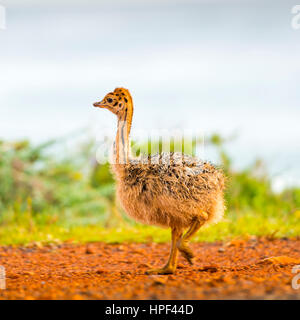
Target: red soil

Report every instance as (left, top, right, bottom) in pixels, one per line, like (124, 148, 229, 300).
(0, 238, 300, 300)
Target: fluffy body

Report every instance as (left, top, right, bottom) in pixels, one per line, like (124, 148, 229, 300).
(113, 152, 225, 230)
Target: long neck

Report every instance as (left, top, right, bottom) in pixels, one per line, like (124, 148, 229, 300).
(115, 104, 133, 165)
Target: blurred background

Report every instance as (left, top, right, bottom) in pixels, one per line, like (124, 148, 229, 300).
(0, 0, 299, 244)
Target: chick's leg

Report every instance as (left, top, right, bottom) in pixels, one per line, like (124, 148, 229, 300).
(146, 227, 182, 275)
(178, 214, 208, 265)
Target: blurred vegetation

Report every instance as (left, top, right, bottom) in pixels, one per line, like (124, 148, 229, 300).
(0, 134, 299, 245)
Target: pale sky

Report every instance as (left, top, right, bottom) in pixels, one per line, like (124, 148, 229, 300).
(0, 0, 299, 188)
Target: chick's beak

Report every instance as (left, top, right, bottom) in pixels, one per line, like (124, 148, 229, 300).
(93, 100, 105, 108)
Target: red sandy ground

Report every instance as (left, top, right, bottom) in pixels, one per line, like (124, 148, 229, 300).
(0, 238, 300, 300)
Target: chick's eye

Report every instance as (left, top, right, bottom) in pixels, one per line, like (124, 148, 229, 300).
(107, 98, 113, 103)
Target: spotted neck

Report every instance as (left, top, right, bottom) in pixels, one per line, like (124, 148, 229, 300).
(114, 94, 133, 165)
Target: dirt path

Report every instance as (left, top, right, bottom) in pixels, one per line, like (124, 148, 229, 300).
(0, 238, 300, 300)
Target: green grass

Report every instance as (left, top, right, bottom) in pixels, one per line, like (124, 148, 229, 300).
(1, 136, 299, 246)
(0, 209, 299, 246)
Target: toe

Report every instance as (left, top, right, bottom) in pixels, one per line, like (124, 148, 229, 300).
(178, 244, 195, 265)
(145, 267, 174, 275)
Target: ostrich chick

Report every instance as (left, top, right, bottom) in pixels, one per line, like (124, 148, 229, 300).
(93, 88, 225, 275)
